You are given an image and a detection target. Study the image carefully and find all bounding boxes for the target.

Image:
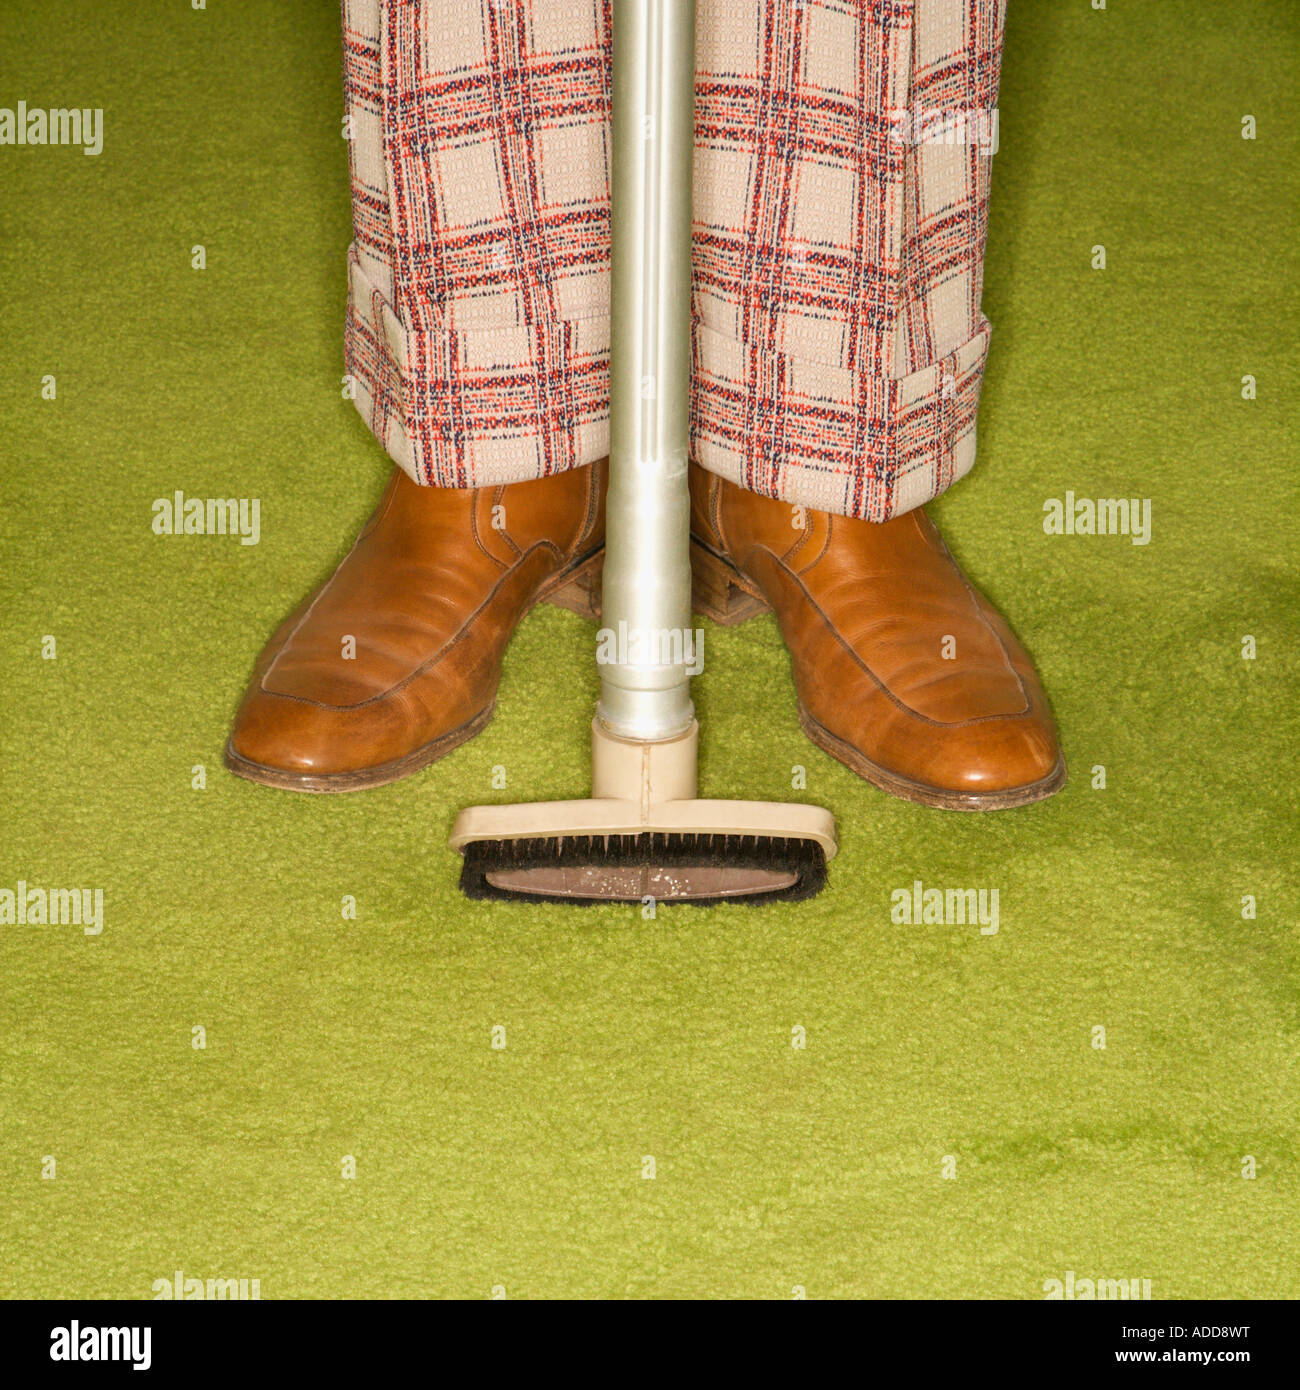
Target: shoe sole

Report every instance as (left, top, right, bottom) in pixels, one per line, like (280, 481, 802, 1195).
(223, 701, 497, 793)
(690, 537, 1068, 811)
(797, 704, 1067, 811)
(223, 549, 603, 793)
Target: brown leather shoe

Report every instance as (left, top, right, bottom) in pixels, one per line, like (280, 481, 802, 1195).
(689, 466, 1065, 810)
(225, 461, 606, 791)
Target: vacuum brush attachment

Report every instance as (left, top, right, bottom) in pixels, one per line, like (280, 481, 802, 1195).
(452, 721, 836, 904)
(449, 0, 837, 905)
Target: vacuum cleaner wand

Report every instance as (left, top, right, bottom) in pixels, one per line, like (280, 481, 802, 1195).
(450, 0, 837, 904)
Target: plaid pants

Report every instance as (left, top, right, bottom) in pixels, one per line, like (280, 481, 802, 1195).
(343, 0, 1005, 521)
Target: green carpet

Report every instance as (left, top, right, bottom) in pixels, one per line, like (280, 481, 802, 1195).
(1, 1, 1296, 1299)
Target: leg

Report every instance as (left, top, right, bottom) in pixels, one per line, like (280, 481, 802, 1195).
(227, 0, 612, 791)
(344, 0, 615, 487)
(687, 0, 1064, 807)
(691, 0, 1001, 518)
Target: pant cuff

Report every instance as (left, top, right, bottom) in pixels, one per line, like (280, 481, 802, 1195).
(345, 247, 611, 489)
(347, 245, 989, 520)
(689, 316, 991, 522)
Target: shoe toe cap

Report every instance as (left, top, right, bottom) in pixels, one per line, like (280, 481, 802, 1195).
(226, 683, 406, 781)
(938, 714, 1066, 800)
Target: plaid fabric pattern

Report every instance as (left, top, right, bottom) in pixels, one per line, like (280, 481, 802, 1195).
(342, 0, 1005, 519)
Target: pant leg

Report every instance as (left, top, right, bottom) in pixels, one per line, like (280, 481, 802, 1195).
(342, 0, 612, 488)
(692, 0, 1006, 520)
(342, 0, 1004, 520)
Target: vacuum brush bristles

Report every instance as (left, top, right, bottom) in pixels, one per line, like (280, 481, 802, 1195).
(451, 720, 835, 904)
(459, 833, 828, 905)
(449, 0, 837, 905)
